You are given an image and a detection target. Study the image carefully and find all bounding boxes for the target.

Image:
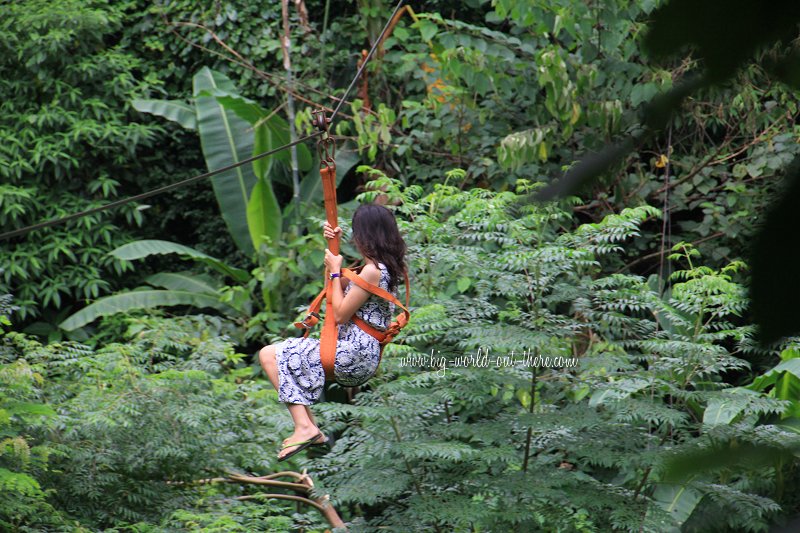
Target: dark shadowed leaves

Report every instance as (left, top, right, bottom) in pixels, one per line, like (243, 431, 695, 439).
(644, 0, 800, 81)
(535, 0, 800, 202)
(764, 49, 800, 90)
(535, 137, 637, 201)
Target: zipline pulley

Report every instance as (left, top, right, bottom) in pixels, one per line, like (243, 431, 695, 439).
(312, 109, 335, 169)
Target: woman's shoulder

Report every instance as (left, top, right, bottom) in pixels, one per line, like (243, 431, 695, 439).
(359, 262, 382, 284)
(363, 260, 388, 272)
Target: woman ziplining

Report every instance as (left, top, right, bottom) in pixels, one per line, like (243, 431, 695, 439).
(258, 112, 410, 461)
(258, 208, 408, 461)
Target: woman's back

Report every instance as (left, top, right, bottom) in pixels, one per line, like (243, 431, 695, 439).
(344, 261, 396, 332)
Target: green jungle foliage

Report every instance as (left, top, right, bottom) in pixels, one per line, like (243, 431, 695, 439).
(3, 0, 797, 332)
(5, 180, 800, 530)
(1, 311, 304, 530)
(2, 0, 800, 531)
(0, 0, 158, 328)
(308, 177, 799, 532)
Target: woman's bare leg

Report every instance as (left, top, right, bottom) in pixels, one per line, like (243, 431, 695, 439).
(305, 406, 318, 427)
(258, 345, 280, 392)
(259, 345, 326, 456)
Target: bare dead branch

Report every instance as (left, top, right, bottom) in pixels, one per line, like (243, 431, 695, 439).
(176, 470, 345, 529)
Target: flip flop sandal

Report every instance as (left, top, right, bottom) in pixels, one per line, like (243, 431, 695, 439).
(277, 432, 322, 462)
(281, 435, 328, 448)
(282, 434, 330, 449)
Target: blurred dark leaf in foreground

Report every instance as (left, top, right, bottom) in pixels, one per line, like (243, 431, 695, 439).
(661, 441, 796, 484)
(750, 156, 800, 345)
(537, 0, 800, 344)
(644, 0, 800, 81)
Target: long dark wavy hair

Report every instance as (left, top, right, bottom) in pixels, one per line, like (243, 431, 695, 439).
(351, 204, 406, 292)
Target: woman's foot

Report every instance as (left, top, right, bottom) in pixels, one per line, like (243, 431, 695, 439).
(278, 426, 327, 460)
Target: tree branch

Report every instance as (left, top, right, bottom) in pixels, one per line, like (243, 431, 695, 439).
(176, 470, 346, 529)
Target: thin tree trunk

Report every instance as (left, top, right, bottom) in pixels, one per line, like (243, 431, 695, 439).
(294, 0, 311, 32)
(281, 0, 301, 217)
(317, 0, 332, 79)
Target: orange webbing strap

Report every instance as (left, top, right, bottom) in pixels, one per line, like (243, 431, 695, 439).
(321, 165, 340, 256)
(341, 268, 410, 322)
(342, 267, 411, 353)
(319, 165, 339, 381)
(294, 264, 412, 380)
(293, 288, 325, 334)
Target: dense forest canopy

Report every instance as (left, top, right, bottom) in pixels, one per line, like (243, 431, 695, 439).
(3, 0, 800, 531)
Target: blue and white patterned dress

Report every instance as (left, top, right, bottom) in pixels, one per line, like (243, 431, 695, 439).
(274, 262, 396, 405)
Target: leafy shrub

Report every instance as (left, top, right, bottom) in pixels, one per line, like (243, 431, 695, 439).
(3, 313, 300, 529)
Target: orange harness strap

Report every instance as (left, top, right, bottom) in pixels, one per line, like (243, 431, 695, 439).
(320, 164, 339, 381)
(343, 267, 411, 353)
(294, 265, 411, 382)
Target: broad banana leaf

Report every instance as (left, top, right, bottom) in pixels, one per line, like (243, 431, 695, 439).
(214, 94, 312, 176)
(587, 377, 650, 407)
(702, 399, 743, 427)
(748, 358, 800, 394)
(193, 67, 258, 253)
(59, 290, 235, 331)
(288, 143, 361, 221)
(144, 272, 221, 294)
(110, 240, 249, 283)
(214, 93, 317, 252)
(247, 174, 282, 252)
(131, 99, 197, 130)
(652, 481, 702, 530)
(702, 388, 760, 426)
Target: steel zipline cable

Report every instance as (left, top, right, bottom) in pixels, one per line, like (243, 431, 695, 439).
(330, 0, 405, 122)
(0, 0, 404, 243)
(0, 133, 322, 242)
